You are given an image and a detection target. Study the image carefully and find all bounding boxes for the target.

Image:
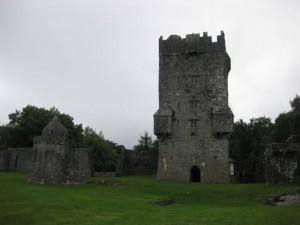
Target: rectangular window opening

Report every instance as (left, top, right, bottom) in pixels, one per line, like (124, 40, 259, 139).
(189, 75, 200, 84)
(190, 119, 199, 128)
(190, 101, 199, 110)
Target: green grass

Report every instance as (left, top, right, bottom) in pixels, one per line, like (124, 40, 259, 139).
(0, 172, 299, 225)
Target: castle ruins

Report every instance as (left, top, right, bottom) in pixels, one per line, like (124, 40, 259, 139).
(28, 116, 93, 184)
(0, 117, 93, 184)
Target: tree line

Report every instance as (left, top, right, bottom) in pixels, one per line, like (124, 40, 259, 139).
(0, 95, 298, 169)
(0, 105, 158, 171)
(229, 95, 300, 161)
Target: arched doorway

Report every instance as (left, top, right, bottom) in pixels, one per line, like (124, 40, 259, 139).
(190, 165, 201, 182)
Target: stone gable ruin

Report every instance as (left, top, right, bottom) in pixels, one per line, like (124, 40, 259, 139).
(154, 31, 234, 183)
(28, 116, 93, 184)
(0, 117, 93, 184)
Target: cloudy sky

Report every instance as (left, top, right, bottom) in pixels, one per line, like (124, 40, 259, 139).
(0, 0, 299, 148)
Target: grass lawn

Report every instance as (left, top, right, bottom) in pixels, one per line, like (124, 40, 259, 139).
(0, 172, 299, 225)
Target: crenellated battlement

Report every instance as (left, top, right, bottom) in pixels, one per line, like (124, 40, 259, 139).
(159, 31, 226, 55)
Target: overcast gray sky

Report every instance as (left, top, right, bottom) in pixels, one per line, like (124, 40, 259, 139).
(0, 0, 299, 148)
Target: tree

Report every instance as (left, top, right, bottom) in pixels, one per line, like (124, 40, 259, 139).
(247, 117, 273, 159)
(271, 112, 292, 143)
(0, 125, 10, 150)
(133, 131, 158, 154)
(229, 119, 252, 160)
(3, 105, 83, 147)
(290, 95, 300, 135)
(229, 117, 273, 160)
(271, 95, 300, 142)
(82, 127, 117, 171)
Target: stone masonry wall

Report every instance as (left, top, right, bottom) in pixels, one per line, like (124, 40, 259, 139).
(116, 149, 158, 176)
(265, 136, 300, 184)
(154, 32, 233, 183)
(0, 148, 33, 172)
(74, 148, 94, 176)
(28, 117, 93, 184)
(1, 118, 93, 183)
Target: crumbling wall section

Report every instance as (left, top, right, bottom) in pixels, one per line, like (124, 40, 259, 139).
(266, 136, 300, 184)
(116, 149, 158, 176)
(74, 148, 94, 177)
(28, 117, 93, 184)
(0, 148, 33, 172)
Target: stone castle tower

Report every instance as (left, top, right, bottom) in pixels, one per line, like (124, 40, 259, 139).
(154, 31, 233, 183)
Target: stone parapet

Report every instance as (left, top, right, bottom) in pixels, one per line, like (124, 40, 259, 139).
(159, 32, 226, 56)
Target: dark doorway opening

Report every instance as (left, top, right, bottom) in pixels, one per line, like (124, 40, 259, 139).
(190, 165, 201, 182)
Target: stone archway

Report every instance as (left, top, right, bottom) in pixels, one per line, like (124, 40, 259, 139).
(190, 165, 201, 182)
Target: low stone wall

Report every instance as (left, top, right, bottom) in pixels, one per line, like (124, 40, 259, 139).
(116, 149, 158, 176)
(0, 148, 33, 172)
(28, 141, 94, 184)
(94, 172, 116, 177)
(74, 148, 94, 176)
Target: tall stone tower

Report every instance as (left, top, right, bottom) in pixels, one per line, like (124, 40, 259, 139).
(154, 31, 233, 183)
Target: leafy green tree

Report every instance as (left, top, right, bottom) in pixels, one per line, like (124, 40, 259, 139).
(271, 112, 292, 142)
(229, 119, 252, 160)
(107, 140, 126, 154)
(0, 125, 10, 150)
(247, 117, 273, 159)
(133, 131, 158, 154)
(3, 105, 83, 147)
(229, 117, 273, 160)
(290, 95, 300, 135)
(271, 95, 300, 142)
(229, 95, 300, 161)
(82, 127, 117, 171)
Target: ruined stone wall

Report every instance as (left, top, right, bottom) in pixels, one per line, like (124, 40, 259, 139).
(29, 141, 67, 183)
(116, 149, 158, 176)
(0, 118, 93, 183)
(154, 32, 233, 183)
(265, 136, 300, 184)
(27, 117, 93, 184)
(0, 148, 33, 172)
(29, 140, 93, 184)
(0, 146, 92, 177)
(74, 148, 94, 176)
